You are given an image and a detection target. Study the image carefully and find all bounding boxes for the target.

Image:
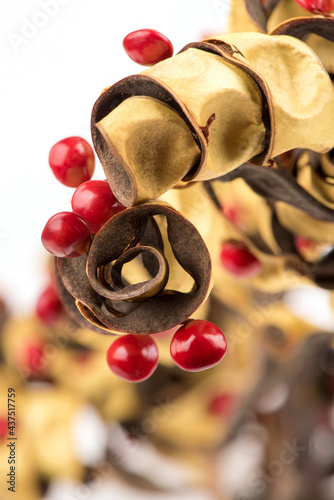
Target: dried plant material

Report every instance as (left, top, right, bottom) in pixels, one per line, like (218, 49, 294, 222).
(95, 97, 201, 205)
(210, 32, 334, 156)
(92, 28, 334, 209)
(56, 264, 111, 334)
(57, 203, 211, 335)
(165, 180, 310, 293)
(167, 179, 332, 294)
(92, 50, 266, 206)
(144, 48, 265, 176)
(207, 177, 281, 254)
(216, 163, 334, 222)
(266, 2, 334, 73)
(275, 201, 334, 244)
(226, 0, 267, 33)
(266, 0, 310, 31)
(91, 75, 207, 207)
(244, 0, 270, 32)
(269, 12, 334, 42)
(258, 303, 319, 359)
(305, 34, 334, 74)
(300, 166, 334, 207)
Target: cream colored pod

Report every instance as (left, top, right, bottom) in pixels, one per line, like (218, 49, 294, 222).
(96, 96, 201, 204)
(211, 32, 334, 156)
(143, 48, 265, 180)
(92, 30, 334, 207)
(92, 47, 265, 206)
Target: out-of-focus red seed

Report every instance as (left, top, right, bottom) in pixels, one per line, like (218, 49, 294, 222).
(220, 242, 262, 278)
(36, 284, 63, 325)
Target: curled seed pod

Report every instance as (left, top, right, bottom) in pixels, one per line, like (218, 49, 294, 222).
(92, 25, 334, 208)
(269, 14, 334, 41)
(57, 203, 212, 335)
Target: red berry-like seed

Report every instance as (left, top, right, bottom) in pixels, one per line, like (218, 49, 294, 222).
(106, 335, 159, 382)
(71, 180, 126, 234)
(220, 242, 262, 278)
(49, 136, 95, 187)
(36, 284, 63, 325)
(123, 29, 173, 66)
(170, 319, 227, 372)
(41, 211, 91, 258)
(295, 0, 334, 11)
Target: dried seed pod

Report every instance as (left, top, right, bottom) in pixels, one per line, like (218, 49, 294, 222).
(91, 75, 207, 207)
(270, 14, 334, 41)
(57, 203, 211, 335)
(226, 0, 269, 33)
(267, 3, 334, 74)
(92, 27, 334, 207)
(215, 163, 334, 222)
(208, 32, 334, 157)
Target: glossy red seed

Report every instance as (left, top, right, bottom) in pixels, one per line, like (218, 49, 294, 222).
(49, 136, 95, 187)
(220, 242, 262, 278)
(36, 284, 63, 325)
(71, 180, 126, 234)
(295, 0, 334, 11)
(170, 319, 227, 372)
(123, 29, 173, 66)
(41, 212, 91, 258)
(106, 335, 159, 382)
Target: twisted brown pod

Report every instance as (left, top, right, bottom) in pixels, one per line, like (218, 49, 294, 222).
(57, 203, 211, 335)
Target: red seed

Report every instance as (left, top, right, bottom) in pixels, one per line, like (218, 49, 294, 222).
(208, 393, 237, 416)
(123, 29, 173, 66)
(106, 335, 159, 383)
(170, 319, 227, 372)
(36, 284, 63, 325)
(220, 242, 262, 278)
(49, 136, 95, 187)
(71, 180, 125, 234)
(295, 0, 334, 12)
(41, 212, 91, 258)
(20, 340, 45, 376)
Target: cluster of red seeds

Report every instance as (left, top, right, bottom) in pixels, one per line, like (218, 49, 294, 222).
(40, 30, 228, 383)
(42, 136, 125, 258)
